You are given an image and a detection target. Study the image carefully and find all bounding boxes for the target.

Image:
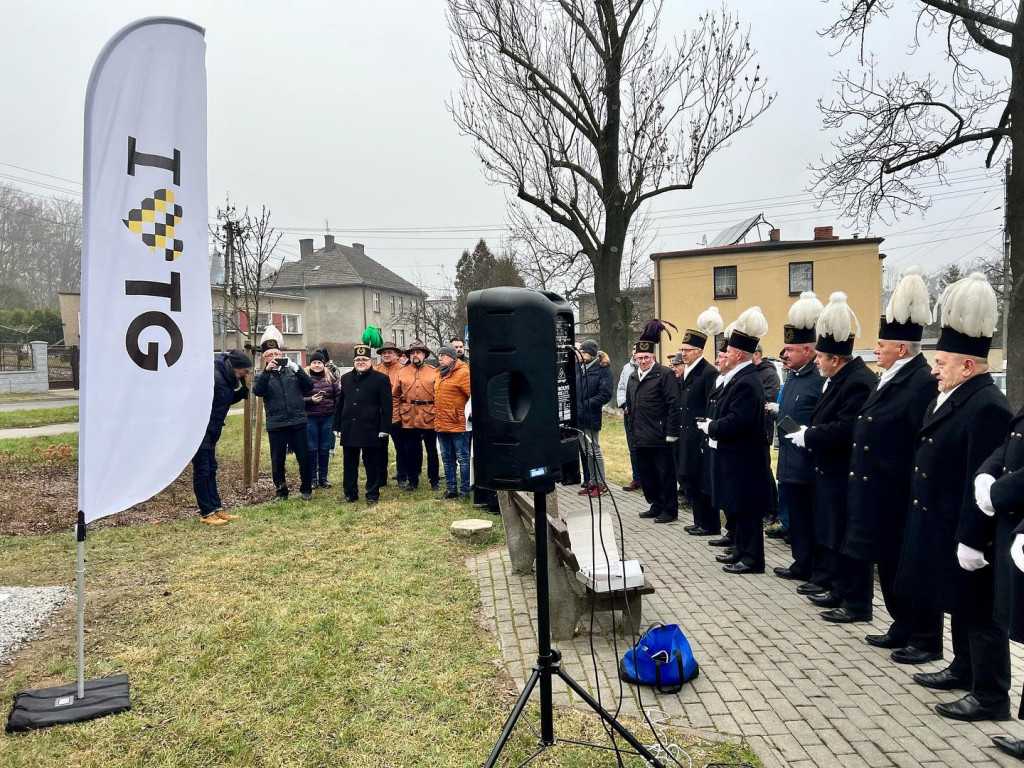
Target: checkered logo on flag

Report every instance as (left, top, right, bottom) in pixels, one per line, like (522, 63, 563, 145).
(122, 189, 183, 261)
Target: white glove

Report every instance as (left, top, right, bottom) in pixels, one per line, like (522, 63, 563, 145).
(974, 474, 996, 517)
(1012, 534, 1024, 574)
(666, 435, 678, 443)
(785, 425, 808, 448)
(696, 419, 711, 435)
(956, 542, 989, 572)
(766, 402, 779, 415)
(334, 431, 342, 438)
(287, 359, 299, 371)
(378, 432, 388, 439)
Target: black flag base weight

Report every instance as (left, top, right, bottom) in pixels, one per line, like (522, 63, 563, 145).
(484, 491, 665, 768)
(6, 675, 131, 732)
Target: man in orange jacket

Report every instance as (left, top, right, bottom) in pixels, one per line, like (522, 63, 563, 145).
(435, 344, 472, 499)
(392, 340, 440, 491)
(373, 339, 406, 488)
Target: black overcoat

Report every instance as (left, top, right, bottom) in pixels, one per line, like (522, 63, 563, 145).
(700, 379, 724, 495)
(707, 363, 769, 518)
(841, 354, 936, 563)
(676, 358, 718, 478)
(977, 405, 1024, 641)
(332, 368, 393, 448)
(775, 362, 822, 485)
(625, 363, 680, 448)
(803, 357, 875, 550)
(756, 360, 781, 445)
(201, 353, 250, 450)
(895, 373, 1011, 619)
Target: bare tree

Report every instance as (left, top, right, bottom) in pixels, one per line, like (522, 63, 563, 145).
(813, 0, 1022, 406)
(448, 0, 772, 367)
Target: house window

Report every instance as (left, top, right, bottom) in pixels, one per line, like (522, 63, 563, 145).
(280, 313, 301, 334)
(256, 312, 272, 332)
(372, 292, 380, 312)
(392, 329, 398, 344)
(789, 261, 814, 295)
(400, 330, 406, 348)
(281, 351, 303, 365)
(411, 299, 418, 314)
(713, 266, 737, 300)
(398, 297, 403, 314)
(389, 295, 396, 315)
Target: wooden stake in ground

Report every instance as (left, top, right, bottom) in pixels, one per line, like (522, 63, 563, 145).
(242, 392, 252, 490)
(251, 396, 263, 497)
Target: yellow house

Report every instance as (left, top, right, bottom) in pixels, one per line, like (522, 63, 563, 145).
(652, 226, 884, 361)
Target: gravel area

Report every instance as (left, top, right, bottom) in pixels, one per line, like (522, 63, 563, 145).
(0, 586, 72, 663)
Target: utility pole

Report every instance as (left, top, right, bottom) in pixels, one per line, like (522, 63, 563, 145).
(1004, 158, 1012, 374)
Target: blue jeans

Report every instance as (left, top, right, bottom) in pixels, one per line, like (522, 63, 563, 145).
(191, 446, 221, 517)
(437, 431, 470, 494)
(776, 481, 792, 533)
(305, 415, 334, 485)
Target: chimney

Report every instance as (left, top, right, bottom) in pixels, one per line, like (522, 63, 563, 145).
(813, 225, 837, 240)
(299, 238, 314, 258)
(769, 228, 781, 242)
(324, 234, 335, 250)
(352, 242, 365, 255)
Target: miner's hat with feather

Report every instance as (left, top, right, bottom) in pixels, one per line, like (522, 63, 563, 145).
(635, 318, 678, 354)
(934, 272, 998, 358)
(880, 266, 930, 342)
(816, 292, 860, 356)
(784, 291, 823, 345)
(259, 323, 284, 352)
(727, 307, 769, 354)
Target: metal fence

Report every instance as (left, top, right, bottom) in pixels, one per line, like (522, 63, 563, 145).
(47, 345, 79, 389)
(0, 343, 34, 372)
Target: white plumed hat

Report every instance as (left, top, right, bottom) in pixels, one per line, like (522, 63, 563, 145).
(784, 291, 823, 344)
(934, 272, 998, 358)
(880, 266, 930, 341)
(728, 306, 768, 353)
(816, 292, 859, 355)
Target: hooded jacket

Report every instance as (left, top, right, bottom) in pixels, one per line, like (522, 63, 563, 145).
(576, 351, 613, 430)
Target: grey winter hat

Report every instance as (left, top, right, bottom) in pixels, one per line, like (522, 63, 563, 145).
(226, 349, 253, 369)
(437, 344, 457, 361)
(580, 339, 599, 357)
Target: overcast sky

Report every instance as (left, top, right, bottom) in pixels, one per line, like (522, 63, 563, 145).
(1, 1, 1007, 297)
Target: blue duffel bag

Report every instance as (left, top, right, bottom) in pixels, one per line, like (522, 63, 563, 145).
(619, 623, 699, 693)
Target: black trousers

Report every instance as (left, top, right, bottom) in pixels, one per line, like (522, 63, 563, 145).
(948, 612, 1011, 707)
(694, 492, 720, 533)
(636, 446, 677, 518)
(399, 427, 439, 487)
(878, 556, 943, 651)
(783, 482, 823, 582)
(268, 425, 311, 495)
(342, 445, 384, 501)
(679, 475, 699, 519)
(731, 511, 765, 570)
(833, 551, 873, 615)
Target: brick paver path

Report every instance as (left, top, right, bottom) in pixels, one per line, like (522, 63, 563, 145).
(467, 484, 1024, 767)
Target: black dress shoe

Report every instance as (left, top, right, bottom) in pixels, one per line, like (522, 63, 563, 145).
(935, 694, 1010, 722)
(865, 633, 907, 650)
(992, 736, 1024, 759)
(891, 646, 943, 665)
(808, 592, 840, 608)
(716, 553, 740, 564)
(796, 582, 827, 596)
(639, 508, 660, 519)
(683, 524, 699, 533)
(708, 536, 734, 547)
(820, 607, 872, 623)
(693, 528, 719, 536)
(686, 526, 707, 536)
(318, 480, 332, 489)
(773, 566, 806, 580)
(343, 496, 359, 503)
(765, 527, 789, 539)
(654, 514, 677, 524)
(913, 667, 970, 691)
(723, 562, 763, 575)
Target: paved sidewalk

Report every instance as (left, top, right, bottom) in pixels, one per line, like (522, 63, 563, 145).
(467, 484, 1024, 768)
(0, 392, 78, 412)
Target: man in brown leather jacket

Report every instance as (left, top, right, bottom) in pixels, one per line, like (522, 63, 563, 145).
(392, 340, 440, 491)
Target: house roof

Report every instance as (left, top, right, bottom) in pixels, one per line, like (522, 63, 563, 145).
(273, 241, 425, 296)
(651, 236, 885, 261)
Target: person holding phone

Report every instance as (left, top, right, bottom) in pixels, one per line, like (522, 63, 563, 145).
(303, 351, 340, 490)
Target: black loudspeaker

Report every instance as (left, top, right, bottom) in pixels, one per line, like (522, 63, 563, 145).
(468, 287, 578, 492)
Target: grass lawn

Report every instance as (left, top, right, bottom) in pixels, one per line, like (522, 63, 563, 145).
(0, 417, 760, 767)
(0, 406, 79, 430)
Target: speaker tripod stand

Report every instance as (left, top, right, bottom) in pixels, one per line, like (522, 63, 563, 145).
(484, 489, 666, 767)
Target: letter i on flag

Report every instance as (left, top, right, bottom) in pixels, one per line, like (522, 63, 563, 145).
(5, 18, 210, 732)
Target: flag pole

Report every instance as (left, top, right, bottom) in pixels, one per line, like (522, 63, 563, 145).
(75, 511, 86, 699)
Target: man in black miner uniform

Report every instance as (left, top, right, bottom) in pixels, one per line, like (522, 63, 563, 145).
(626, 324, 680, 524)
(698, 306, 770, 574)
(977, 402, 1024, 757)
(843, 267, 943, 659)
(704, 336, 731, 545)
(332, 344, 393, 506)
(897, 272, 1012, 723)
(677, 306, 722, 537)
(786, 292, 875, 622)
(753, 344, 781, 524)
(772, 291, 825, 587)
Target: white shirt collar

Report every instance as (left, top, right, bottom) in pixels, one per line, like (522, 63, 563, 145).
(934, 382, 963, 413)
(683, 358, 701, 380)
(721, 359, 753, 387)
(877, 356, 913, 391)
(637, 365, 653, 381)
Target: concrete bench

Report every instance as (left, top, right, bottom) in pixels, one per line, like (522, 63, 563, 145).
(499, 489, 654, 641)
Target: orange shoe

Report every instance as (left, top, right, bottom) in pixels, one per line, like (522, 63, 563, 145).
(199, 514, 227, 526)
(213, 510, 238, 521)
